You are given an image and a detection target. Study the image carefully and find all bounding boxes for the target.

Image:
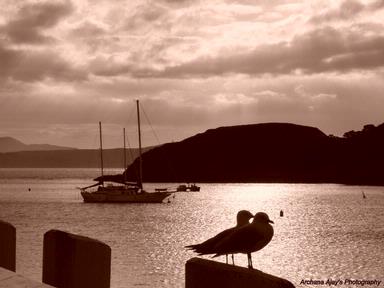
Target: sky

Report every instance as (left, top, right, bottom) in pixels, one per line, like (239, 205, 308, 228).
(0, 0, 384, 149)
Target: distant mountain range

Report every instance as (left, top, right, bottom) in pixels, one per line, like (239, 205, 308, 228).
(0, 137, 149, 168)
(123, 122, 384, 186)
(0, 137, 74, 153)
(0, 148, 146, 168)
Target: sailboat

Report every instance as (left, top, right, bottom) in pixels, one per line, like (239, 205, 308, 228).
(79, 100, 175, 203)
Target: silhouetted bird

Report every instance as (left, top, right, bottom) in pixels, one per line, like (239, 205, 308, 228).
(185, 210, 254, 264)
(280, 210, 284, 217)
(212, 212, 274, 269)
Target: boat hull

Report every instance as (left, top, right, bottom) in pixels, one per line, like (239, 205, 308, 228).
(176, 185, 200, 192)
(81, 190, 173, 203)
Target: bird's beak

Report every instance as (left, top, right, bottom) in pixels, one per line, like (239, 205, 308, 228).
(268, 220, 274, 224)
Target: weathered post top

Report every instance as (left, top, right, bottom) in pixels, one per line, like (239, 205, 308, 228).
(0, 220, 16, 272)
(185, 257, 295, 288)
(43, 229, 111, 288)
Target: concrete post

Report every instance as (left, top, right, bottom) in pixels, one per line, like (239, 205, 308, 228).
(0, 220, 16, 271)
(186, 257, 295, 288)
(42, 229, 111, 288)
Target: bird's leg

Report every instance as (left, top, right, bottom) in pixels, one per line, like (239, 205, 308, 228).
(231, 254, 235, 265)
(225, 254, 228, 264)
(247, 253, 253, 269)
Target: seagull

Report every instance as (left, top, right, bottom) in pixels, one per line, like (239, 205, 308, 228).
(185, 210, 254, 264)
(212, 212, 274, 269)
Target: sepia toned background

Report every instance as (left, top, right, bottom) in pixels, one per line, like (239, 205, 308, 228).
(1, 0, 384, 148)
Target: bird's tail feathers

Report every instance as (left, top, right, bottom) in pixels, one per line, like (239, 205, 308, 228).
(185, 244, 198, 249)
(197, 252, 213, 256)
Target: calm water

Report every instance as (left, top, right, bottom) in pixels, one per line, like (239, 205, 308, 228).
(0, 168, 383, 287)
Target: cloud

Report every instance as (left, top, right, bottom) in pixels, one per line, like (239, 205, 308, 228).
(370, 0, 384, 9)
(88, 56, 135, 77)
(309, 0, 384, 24)
(152, 26, 384, 78)
(0, 44, 20, 79)
(68, 20, 111, 53)
(70, 20, 106, 38)
(124, 3, 170, 32)
(0, 41, 86, 82)
(310, 0, 364, 23)
(161, 0, 193, 4)
(1, 0, 74, 44)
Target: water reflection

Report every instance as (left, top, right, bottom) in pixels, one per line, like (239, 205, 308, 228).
(0, 177, 383, 287)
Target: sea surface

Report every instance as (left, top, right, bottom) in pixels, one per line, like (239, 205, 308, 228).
(0, 168, 383, 287)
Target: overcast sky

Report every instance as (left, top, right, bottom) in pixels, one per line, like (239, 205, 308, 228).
(1, 0, 384, 148)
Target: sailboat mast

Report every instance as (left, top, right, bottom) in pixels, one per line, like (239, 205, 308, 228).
(123, 127, 127, 183)
(136, 100, 143, 189)
(99, 121, 104, 187)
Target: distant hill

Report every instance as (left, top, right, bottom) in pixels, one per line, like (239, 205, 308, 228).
(0, 147, 151, 168)
(124, 122, 384, 186)
(0, 137, 74, 152)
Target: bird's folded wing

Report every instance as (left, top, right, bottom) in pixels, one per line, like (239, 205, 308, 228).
(194, 227, 236, 254)
(213, 225, 266, 255)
